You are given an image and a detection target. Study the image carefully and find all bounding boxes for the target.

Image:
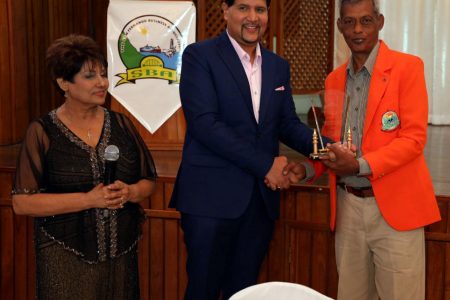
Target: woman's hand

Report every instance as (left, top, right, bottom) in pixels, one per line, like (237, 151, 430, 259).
(85, 179, 154, 210)
(103, 180, 130, 209)
(84, 182, 125, 210)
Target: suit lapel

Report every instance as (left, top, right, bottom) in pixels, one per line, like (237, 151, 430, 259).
(363, 41, 392, 139)
(258, 48, 275, 125)
(216, 33, 255, 123)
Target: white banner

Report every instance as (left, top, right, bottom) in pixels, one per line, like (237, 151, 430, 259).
(107, 0, 196, 133)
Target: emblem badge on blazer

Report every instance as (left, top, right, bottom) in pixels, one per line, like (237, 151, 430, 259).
(381, 111, 400, 131)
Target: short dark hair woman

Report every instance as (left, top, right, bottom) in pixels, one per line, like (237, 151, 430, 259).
(12, 34, 157, 299)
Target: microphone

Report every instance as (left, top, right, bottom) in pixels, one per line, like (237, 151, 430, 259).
(103, 145, 120, 185)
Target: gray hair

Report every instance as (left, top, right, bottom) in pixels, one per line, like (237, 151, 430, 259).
(339, 0, 380, 16)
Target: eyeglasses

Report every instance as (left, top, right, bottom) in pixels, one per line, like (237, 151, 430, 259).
(339, 15, 378, 29)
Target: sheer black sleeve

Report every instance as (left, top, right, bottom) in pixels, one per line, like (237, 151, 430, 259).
(113, 112, 157, 181)
(12, 119, 50, 194)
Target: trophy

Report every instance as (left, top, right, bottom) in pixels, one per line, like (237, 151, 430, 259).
(309, 99, 329, 159)
(342, 96, 353, 150)
(308, 93, 353, 159)
(345, 127, 352, 150)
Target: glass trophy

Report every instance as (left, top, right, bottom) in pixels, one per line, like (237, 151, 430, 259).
(345, 127, 352, 150)
(342, 96, 353, 150)
(309, 98, 329, 159)
(307, 90, 354, 159)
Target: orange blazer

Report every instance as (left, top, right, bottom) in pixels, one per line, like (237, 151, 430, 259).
(320, 41, 441, 231)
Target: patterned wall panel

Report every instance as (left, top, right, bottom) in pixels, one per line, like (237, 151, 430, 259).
(279, 0, 334, 93)
(204, 0, 226, 39)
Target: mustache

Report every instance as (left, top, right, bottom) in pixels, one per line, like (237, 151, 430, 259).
(242, 23, 260, 28)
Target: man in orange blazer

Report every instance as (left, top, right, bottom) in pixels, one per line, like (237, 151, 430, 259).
(318, 0, 441, 299)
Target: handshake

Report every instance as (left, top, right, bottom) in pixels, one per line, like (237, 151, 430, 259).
(264, 142, 359, 191)
(264, 156, 306, 191)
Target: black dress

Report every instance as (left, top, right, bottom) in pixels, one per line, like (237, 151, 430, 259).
(12, 108, 156, 299)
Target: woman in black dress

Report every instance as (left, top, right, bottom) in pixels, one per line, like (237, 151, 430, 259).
(12, 34, 156, 299)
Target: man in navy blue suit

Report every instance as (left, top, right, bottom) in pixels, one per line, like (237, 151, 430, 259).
(170, 0, 320, 298)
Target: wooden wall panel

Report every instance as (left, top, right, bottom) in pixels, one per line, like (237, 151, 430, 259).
(0, 0, 29, 145)
(276, 0, 335, 93)
(425, 198, 450, 299)
(26, 0, 51, 120)
(0, 168, 35, 300)
(12, 213, 27, 300)
(9, 0, 30, 144)
(196, 0, 226, 41)
(0, 0, 12, 143)
(0, 208, 14, 300)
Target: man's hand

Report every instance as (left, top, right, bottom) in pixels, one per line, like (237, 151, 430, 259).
(264, 156, 290, 191)
(282, 162, 306, 184)
(320, 142, 359, 176)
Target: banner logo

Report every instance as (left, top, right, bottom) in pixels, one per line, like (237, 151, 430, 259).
(115, 15, 182, 86)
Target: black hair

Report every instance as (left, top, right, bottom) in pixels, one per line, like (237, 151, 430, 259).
(222, 0, 271, 8)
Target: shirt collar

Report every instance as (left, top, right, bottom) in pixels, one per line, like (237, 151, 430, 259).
(227, 30, 262, 64)
(347, 40, 380, 77)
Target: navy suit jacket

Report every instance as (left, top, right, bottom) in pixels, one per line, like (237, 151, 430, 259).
(170, 32, 315, 220)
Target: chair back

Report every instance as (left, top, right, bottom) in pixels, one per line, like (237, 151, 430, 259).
(229, 281, 334, 300)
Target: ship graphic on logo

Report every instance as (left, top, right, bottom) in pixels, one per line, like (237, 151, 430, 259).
(115, 15, 183, 86)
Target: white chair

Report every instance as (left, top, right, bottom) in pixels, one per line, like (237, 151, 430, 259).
(229, 281, 334, 300)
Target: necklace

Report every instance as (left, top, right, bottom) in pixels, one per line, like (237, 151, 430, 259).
(60, 105, 99, 142)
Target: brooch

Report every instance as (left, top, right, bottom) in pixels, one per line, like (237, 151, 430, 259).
(381, 111, 400, 131)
